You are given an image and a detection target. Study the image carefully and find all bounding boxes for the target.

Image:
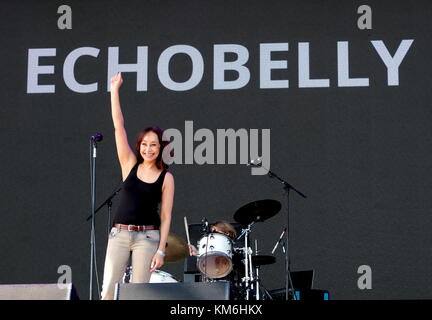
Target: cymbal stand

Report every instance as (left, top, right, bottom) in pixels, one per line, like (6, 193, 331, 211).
(252, 240, 272, 300)
(236, 221, 255, 300)
(254, 240, 260, 300)
(248, 245, 254, 299)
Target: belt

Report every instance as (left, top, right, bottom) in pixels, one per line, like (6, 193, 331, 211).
(114, 224, 158, 232)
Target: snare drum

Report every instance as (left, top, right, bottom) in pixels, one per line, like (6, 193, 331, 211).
(197, 232, 233, 278)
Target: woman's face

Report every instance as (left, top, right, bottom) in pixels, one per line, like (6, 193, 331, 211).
(140, 131, 161, 163)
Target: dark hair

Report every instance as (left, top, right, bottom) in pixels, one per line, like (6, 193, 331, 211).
(134, 126, 169, 170)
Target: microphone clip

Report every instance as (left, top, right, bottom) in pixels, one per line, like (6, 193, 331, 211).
(90, 133, 103, 142)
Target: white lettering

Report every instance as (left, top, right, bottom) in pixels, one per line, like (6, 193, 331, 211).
(298, 42, 330, 88)
(63, 47, 100, 93)
(107, 46, 148, 91)
(371, 39, 414, 86)
(214, 44, 250, 90)
(337, 41, 369, 87)
(158, 45, 204, 91)
(260, 43, 289, 89)
(27, 48, 56, 93)
(25, 40, 414, 93)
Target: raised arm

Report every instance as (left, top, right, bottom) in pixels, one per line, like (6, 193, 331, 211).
(110, 73, 137, 180)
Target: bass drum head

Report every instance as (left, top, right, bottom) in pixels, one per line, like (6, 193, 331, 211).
(150, 270, 178, 283)
(197, 252, 233, 278)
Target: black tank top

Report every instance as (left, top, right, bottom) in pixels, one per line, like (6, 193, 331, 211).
(113, 162, 167, 227)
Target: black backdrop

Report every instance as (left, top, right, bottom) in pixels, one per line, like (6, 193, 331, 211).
(1, 0, 431, 299)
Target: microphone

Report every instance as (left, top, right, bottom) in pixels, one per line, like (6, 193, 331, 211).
(90, 133, 103, 142)
(271, 228, 287, 254)
(247, 158, 262, 167)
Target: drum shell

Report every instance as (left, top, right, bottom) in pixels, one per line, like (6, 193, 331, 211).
(197, 233, 233, 278)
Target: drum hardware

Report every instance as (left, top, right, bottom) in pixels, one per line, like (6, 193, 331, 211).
(234, 242, 276, 300)
(252, 240, 277, 300)
(201, 232, 210, 282)
(271, 230, 297, 300)
(236, 221, 256, 300)
(253, 240, 259, 301)
(233, 199, 282, 300)
(248, 245, 255, 298)
(232, 199, 285, 299)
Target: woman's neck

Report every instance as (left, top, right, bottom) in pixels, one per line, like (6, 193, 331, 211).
(140, 161, 157, 170)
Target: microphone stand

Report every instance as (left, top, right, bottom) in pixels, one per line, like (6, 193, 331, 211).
(248, 161, 306, 300)
(89, 137, 98, 300)
(86, 185, 122, 235)
(86, 181, 122, 300)
(267, 169, 306, 300)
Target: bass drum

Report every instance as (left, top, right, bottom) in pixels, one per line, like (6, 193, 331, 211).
(197, 232, 233, 278)
(123, 267, 178, 283)
(150, 270, 178, 283)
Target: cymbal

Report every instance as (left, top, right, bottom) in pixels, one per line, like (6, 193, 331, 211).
(234, 199, 281, 225)
(251, 255, 276, 266)
(165, 233, 189, 263)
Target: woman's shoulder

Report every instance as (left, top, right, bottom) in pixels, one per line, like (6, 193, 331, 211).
(164, 171, 174, 180)
(162, 171, 174, 185)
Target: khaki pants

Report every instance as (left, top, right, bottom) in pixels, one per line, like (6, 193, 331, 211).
(101, 227, 160, 300)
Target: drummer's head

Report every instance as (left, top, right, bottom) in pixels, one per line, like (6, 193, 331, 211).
(211, 221, 237, 239)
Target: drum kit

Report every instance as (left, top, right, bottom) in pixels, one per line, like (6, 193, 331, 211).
(124, 199, 284, 300)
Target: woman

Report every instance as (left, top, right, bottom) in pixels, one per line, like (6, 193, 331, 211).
(101, 72, 175, 300)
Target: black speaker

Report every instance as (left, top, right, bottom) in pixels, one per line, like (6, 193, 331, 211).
(115, 281, 231, 300)
(0, 283, 79, 300)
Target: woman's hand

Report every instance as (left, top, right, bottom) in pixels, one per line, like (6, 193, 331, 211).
(188, 244, 198, 256)
(150, 251, 165, 273)
(110, 72, 123, 91)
